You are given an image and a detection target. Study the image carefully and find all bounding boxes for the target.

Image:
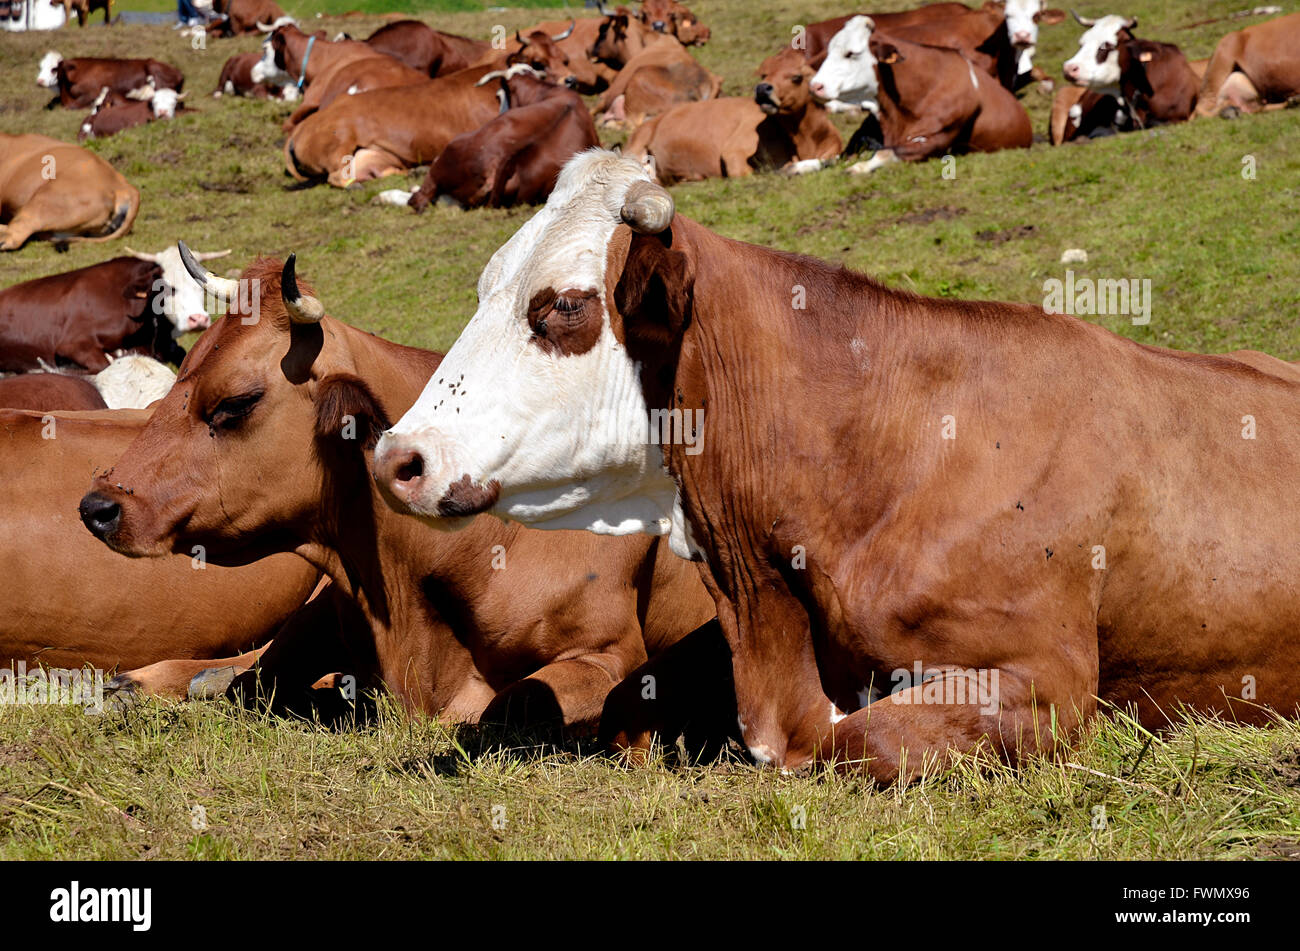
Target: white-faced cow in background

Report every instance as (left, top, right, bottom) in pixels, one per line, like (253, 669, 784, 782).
(1001, 0, 1065, 85)
(124, 245, 231, 334)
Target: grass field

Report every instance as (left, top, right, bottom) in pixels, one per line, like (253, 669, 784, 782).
(2, 0, 1299, 860)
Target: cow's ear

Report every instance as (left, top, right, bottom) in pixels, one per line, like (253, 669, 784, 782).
(875, 42, 904, 65)
(313, 374, 391, 451)
(1038, 8, 1066, 25)
(614, 231, 695, 342)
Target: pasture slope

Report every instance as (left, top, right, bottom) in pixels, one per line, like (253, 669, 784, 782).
(1, 0, 1299, 860)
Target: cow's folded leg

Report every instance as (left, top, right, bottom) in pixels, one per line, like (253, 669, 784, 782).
(105, 647, 268, 702)
(819, 670, 1082, 785)
(481, 653, 636, 737)
(846, 148, 899, 175)
(2, 186, 107, 250)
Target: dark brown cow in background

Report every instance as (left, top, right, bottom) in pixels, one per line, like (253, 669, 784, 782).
(37, 53, 184, 109)
(406, 67, 599, 211)
(0, 258, 180, 371)
(637, 0, 711, 45)
(362, 19, 490, 76)
(56, 0, 112, 26)
(209, 0, 289, 36)
(213, 50, 297, 99)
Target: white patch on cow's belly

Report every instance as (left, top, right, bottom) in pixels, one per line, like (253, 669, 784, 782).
(1068, 104, 1083, 122)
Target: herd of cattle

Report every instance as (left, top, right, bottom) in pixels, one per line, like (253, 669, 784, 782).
(3, 1, 1300, 782)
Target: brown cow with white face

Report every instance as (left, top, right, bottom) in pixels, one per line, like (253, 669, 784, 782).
(80, 249, 723, 740)
(375, 150, 1300, 782)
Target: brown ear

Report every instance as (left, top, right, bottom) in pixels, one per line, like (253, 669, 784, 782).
(1039, 9, 1066, 25)
(614, 231, 695, 341)
(314, 374, 391, 450)
(874, 42, 904, 65)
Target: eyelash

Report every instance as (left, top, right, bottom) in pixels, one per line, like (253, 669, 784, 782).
(207, 393, 261, 430)
(553, 297, 583, 314)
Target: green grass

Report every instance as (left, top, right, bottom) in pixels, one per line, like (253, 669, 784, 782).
(1, 0, 1299, 859)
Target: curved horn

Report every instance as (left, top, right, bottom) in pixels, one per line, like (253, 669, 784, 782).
(1070, 9, 1095, 26)
(123, 246, 158, 263)
(178, 241, 241, 301)
(193, 248, 232, 261)
(552, 19, 575, 41)
(280, 254, 324, 324)
(256, 19, 275, 32)
(1123, 16, 1137, 30)
(620, 180, 675, 234)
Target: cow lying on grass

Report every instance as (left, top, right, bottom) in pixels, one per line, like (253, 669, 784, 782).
(0, 134, 139, 251)
(81, 249, 730, 746)
(1196, 10, 1300, 117)
(374, 150, 1300, 783)
(0, 407, 319, 674)
(810, 16, 1032, 175)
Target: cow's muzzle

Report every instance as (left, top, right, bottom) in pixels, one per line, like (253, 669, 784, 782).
(373, 436, 500, 522)
(79, 491, 122, 542)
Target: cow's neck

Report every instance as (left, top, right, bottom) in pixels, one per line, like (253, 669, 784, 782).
(775, 101, 836, 157)
(292, 321, 523, 711)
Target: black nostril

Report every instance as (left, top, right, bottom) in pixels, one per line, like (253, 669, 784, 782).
(757, 83, 773, 96)
(564, 76, 577, 88)
(394, 452, 424, 485)
(78, 492, 121, 538)
(653, 21, 665, 31)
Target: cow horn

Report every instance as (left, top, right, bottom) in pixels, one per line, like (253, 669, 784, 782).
(1070, 9, 1095, 26)
(256, 19, 275, 32)
(124, 246, 159, 263)
(552, 19, 575, 41)
(178, 240, 241, 301)
(621, 180, 674, 234)
(281, 254, 324, 324)
(193, 248, 232, 262)
(1123, 16, 1137, 30)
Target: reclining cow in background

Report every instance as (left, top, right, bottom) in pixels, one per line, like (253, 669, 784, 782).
(0, 245, 227, 369)
(213, 50, 299, 100)
(637, 0, 711, 45)
(0, 355, 175, 411)
(810, 16, 1032, 174)
(77, 85, 187, 141)
(400, 66, 599, 211)
(591, 9, 722, 128)
(208, 0, 290, 36)
(0, 133, 139, 251)
(361, 18, 490, 77)
(0, 407, 319, 675)
(283, 66, 501, 187)
(37, 52, 184, 109)
(1195, 10, 1300, 117)
(372, 149, 1300, 783)
(80, 249, 730, 748)
(626, 46, 841, 184)
(56, 0, 112, 26)
(1059, 13, 1199, 135)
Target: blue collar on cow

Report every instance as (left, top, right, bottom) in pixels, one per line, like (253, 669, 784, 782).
(297, 35, 315, 91)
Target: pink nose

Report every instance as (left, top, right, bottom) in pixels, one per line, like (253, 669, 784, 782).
(810, 80, 826, 98)
(1012, 31, 1033, 45)
(1063, 62, 1081, 80)
(185, 313, 210, 332)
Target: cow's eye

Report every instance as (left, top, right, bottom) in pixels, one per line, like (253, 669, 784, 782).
(553, 296, 584, 314)
(791, 73, 803, 85)
(207, 391, 263, 430)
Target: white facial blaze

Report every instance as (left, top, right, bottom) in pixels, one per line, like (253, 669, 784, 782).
(381, 150, 680, 536)
(36, 51, 62, 87)
(1004, 0, 1044, 49)
(809, 16, 880, 109)
(150, 88, 181, 119)
(1063, 15, 1129, 89)
(251, 41, 292, 86)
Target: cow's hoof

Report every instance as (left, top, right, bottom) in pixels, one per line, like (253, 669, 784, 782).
(103, 674, 139, 709)
(188, 666, 239, 701)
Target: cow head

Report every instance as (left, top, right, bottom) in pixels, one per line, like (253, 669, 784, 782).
(998, 0, 1066, 50)
(1062, 12, 1137, 88)
(36, 50, 61, 87)
(125, 245, 229, 334)
(592, 11, 652, 66)
(508, 28, 586, 89)
(375, 151, 687, 542)
(755, 46, 817, 115)
(256, 24, 323, 84)
(810, 17, 901, 111)
(126, 83, 185, 119)
(637, 0, 710, 45)
(81, 248, 387, 560)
